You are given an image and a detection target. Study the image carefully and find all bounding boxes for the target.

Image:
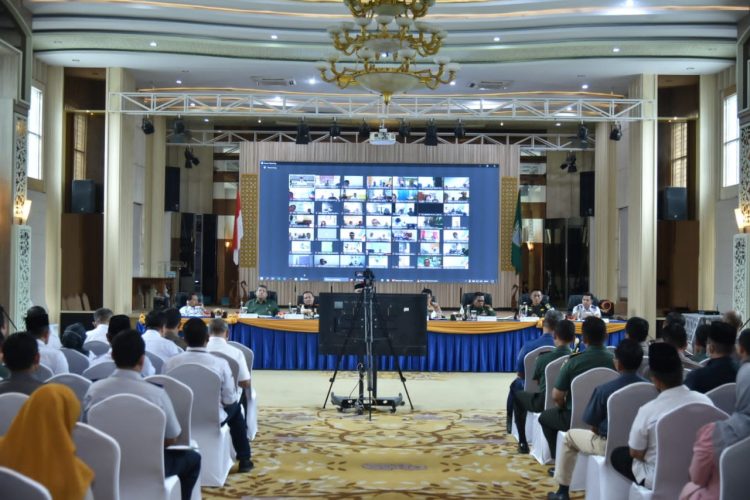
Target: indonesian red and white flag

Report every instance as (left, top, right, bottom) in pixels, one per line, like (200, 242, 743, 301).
(232, 189, 243, 265)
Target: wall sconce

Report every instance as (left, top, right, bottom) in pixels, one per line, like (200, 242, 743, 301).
(224, 241, 231, 248)
(16, 199, 32, 225)
(526, 241, 534, 251)
(735, 208, 749, 232)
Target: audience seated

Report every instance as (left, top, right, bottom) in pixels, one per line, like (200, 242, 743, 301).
(611, 343, 713, 489)
(244, 285, 279, 317)
(662, 310, 686, 332)
(61, 323, 89, 355)
(163, 308, 188, 350)
(722, 310, 743, 333)
(539, 317, 614, 460)
(0, 384, 94, 498)
(690, 324, 711, 363)
(83, 330, 200, 500)
(507, 310, 564, 433)
(624, 316, 650, 354)
(164, 318, 253, 472)
(89, 315, 155, 376)
(547, 338, 645, 500)
(0, 313, 8, 379)
(85, 308, 113, 343)
(208, 318, 252, 411)
(142, 310, 183, 360)
(513, 318, 575, 454)
(25, 306, 68, 375)
(662, 322, 702, 369)
(685, 322, 738, 393)
(0, 333, 43, 395)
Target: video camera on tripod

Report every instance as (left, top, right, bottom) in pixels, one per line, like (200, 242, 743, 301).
(353, 268, 376, 290)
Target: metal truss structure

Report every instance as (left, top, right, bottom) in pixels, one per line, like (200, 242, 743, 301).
(113, 91, 651, 123)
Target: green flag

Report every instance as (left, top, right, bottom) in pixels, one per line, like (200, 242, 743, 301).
(511, 191, 522, 274)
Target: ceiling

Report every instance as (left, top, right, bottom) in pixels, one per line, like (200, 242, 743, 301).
(25, 0, 748, 99)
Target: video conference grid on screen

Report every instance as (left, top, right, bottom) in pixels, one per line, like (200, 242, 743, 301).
(259, 162, 499, 283)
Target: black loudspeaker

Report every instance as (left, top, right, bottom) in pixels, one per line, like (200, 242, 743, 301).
(659, 187, 687, 220)
(579, 171, 595, 217)
(164, 167, 180, 212)
(201, 214, 217, 304)
(71, 179, 96, 213)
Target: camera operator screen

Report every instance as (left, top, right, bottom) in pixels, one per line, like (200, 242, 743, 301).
(259, 161, 499, 283)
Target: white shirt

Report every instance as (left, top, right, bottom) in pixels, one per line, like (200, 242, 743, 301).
(572, 304, 601, 320)
(628, 385, 713, 488)
(179, 305, 205, 317)
(48, 325, 62, 349)
(207, 336, 250, 400)
(142, 329, 183, 360)
(163, 347, 236, 421)
(89, 350, 155, 377)
(85, 324, 109, 343)
(37, 339, 68, 375)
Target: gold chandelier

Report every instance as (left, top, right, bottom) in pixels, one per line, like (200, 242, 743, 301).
(317, 0, 458, 104)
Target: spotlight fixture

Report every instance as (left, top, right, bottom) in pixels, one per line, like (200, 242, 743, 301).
(577, 124, 589, 142)
(424, 119, 438, 146)
(329, 118, 341, 138)
(183, 147, 200, 168)
(141, 117, 154, 135)
(398, 120, 411, 139)
(609, 123, 623, 141)
(358, 120, 371, 140)
(560, 152, 577, 173)
(296, 118, 310, 145)
(453, 120, 465, 139)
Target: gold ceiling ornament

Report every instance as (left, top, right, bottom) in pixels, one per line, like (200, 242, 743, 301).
(318, 0, 458, 105)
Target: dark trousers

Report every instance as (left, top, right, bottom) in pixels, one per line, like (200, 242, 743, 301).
(507, 377, 524, 432)
(611, 446, 637, 483)
(513, 390, 544, 444)
(164, 448, 201, 500)
(223, 401, 251, 460)
(538, 407, 571, 459)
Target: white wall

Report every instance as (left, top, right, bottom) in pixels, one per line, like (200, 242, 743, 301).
(27, 189, 47, 309)
(714, 196, 738, 311)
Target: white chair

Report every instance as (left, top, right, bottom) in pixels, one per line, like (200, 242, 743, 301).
(146, 375, 195, 447)
(33, 364, 54, 382)
(228, 341, 258, 440)
(0, 466, 52, 500)
(73, 422, 121, 500)
(510, 345, 553, 442)
(167, 363, 234, 487)
(60, 348, 90, 375)
(720, 434, 750, 500)
(88, 394, 181, 500)
(211, 351, 239, 387)
(628, 402, 728, 500)
(46, 373, 91, 403)
(530, 355, 567, 465)
(584, 382, 658, 500)
(146, 351, 166, 375)
(0, 392, 29, 435)
(706, 382, 736, 415)
(83, 340, 110, 356)
(637, 356, 649, 378)
(82, 360, 116, 381)
(606, 345, 617, 353)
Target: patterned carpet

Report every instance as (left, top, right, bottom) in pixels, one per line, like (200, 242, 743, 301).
(202, 407, 578, 499)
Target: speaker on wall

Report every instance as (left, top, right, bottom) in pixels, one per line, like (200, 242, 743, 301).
(165, 166, 180, 212)
(579, 171, 595, 217)
(659, 187, 687, 220)
(71, 179, 96, 213)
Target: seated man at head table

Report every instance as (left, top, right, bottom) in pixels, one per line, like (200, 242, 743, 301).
(571, 292, 601, 320)
(244, 284, 280, 317)
(421, 288, 443, 319)
(179, 292, 206, 317)
(297, 291, 318, 317)
(524, 289, 554, 318)
(467, 292, 496, 318)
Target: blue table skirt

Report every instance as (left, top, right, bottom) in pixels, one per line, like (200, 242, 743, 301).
(229, 324, 625, 373)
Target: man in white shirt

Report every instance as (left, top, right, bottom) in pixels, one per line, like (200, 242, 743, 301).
(207, 318, 251, 402)
(610, 343, 713, 489)
(142, 310, 183, 360)
(179, 293, 206, 317)
(89, 315, 155, 376)
(164, 318, 253, 472)
(25, 306, 68, 375)
(85, 307, 113, 343)
(571, 293, 601, 320)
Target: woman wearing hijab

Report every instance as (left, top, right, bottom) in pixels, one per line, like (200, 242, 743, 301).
(0, 384, 94, 499)
(680, 330, 750, 500)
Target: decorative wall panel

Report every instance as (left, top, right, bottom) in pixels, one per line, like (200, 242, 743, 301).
(740, 124, 750, 222)
(10, 226, 33, 329)
(239, 174, 258, 268)
(500, 177, 519, 271)
(13, 112, 28, 220)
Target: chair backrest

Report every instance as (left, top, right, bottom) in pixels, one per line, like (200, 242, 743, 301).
(0, 392, 29, 435)
(73, 422, 121, 500)
(82, 361, 116, 381)
(462, 292, 493, 308)
(145, 374, 194, 446)
(543, 356, 568, 409)
(33, 364, 54, 382)
(523, 345, 554, 392)
(145, 351, 165, 375)
(720, 434, 750, 500)
(0, 466, 52, 500)
(247, 290, 278, 303)
(519, 293, 550, 305)
(227, 341, 254, 376)
(88, 394, 169, 499)
(569, 367, 619, 429)
(46, 373, 92, 403)
(566, 294, 599, 312)
(604, 382, 658, 464)
(60, 348, 90, 375)
(83, 340, 110, 356)
(706, 382, 736, 415)
(166, 363, 223, 427)
(651, 403, 728, 500)
(637, 356, 650, 378)
(211, 351, 239, 386)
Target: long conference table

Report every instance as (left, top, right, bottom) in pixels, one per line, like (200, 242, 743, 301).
(223, 318, 626, 373)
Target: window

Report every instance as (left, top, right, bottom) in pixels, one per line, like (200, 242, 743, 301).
(670, 122, 687, 187)
(26, 86, 43, 180)
(73, 114, 87, 180)
(722, 93, 739, 187)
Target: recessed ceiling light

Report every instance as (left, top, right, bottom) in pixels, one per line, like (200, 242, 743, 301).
(72, 58, 80, 62)
(449, 81, 456, 86)
(190, 103, 196, 107)
(271, 34, 278, 40)
(555, 122, 561, 127)
(176, 79, 182, 84)
(204, 118, 209, 122)
(581, 84, 589, 90)
(149, 41, 157, 47)
(258, 119, 262, 123)
(493, 36, 500, 42)
(612, 47, 621, 53)
(500, 122, 504, 126)
(625, 0, 635, 7)
(308, 77, 317, 85)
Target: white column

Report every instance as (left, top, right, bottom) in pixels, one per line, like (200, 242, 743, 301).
(44, 66, 64, 322)
(593, 122, 618, 300)
(143, 116, 167, 276)
(697, 74, 718, 310)
(627, 74, 658, 330)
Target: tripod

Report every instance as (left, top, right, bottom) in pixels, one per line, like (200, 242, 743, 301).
(322, 285, 414, 418)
